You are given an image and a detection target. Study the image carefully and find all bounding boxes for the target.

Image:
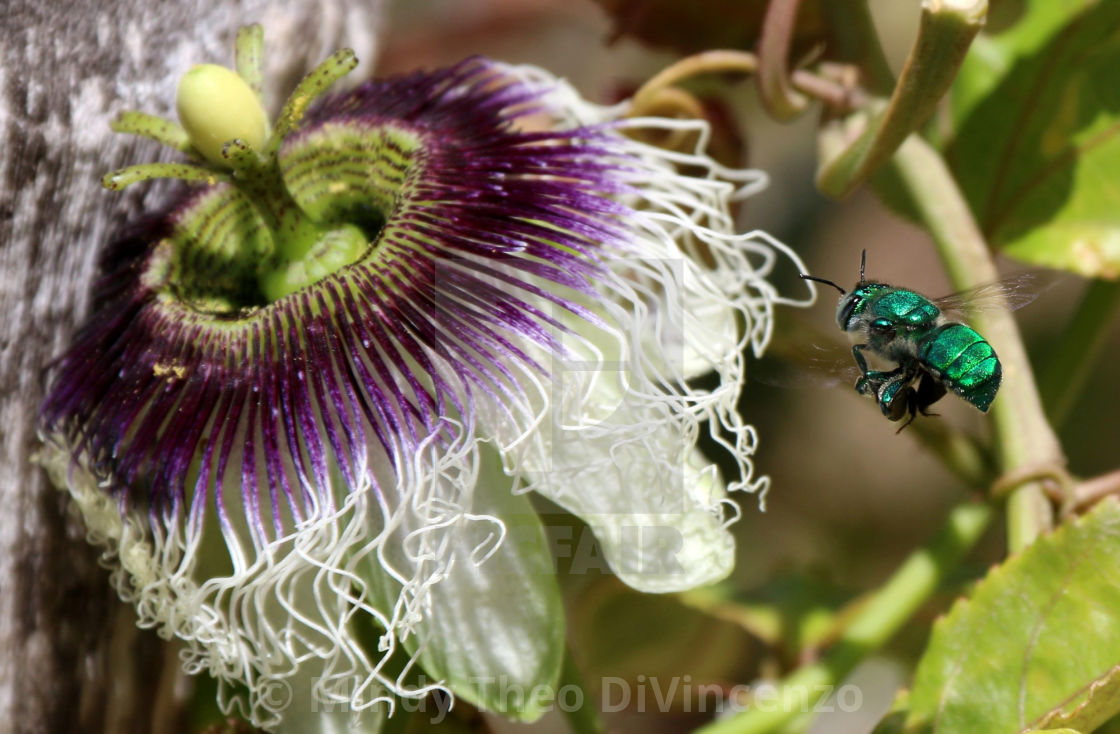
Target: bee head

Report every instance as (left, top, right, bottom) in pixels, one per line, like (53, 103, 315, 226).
(836, 283, 889, 331)
(801, 250, 889, 333)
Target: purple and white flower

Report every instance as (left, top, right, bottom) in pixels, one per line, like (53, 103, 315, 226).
(40, 29, 808, 732)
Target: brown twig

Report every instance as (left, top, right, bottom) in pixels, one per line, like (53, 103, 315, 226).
(1070, 468, 1120, 514)
(628, 49, 860, 120)
(757, 0, 809, 119)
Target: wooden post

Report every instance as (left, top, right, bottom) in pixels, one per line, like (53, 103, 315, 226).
(0, 3, 380, 731)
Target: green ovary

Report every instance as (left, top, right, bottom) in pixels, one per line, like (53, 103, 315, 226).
(257, 223, 369, 303)
(177, 64, 270, 165)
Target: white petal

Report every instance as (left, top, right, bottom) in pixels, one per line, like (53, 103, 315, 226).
(471, 65, 813, 593)
(473, 299, 745, 592)
(272, 667, 387, 734)
(535, 431, 737, 593)
(39, 437, 407, 730)
(364, 447, 564, 720)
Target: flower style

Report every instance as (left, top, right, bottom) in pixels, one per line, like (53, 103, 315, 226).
(39, 26, 808, 732)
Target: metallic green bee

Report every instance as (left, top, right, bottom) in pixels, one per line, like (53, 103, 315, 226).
(801, 252, 1004, 427)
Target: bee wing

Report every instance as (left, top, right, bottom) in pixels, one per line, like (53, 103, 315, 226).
(932, 271, 1055, 319)
(750, 342, 860, 390)
(809, 347, 863, 387)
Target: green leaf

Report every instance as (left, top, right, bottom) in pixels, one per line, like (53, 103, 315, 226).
(907, 499, 1120, 734)
(1035, 667, 1120, 732)
(952, 0, 1097, 123)
(679, 574, 854, 659)
(947, 0, 1120, 278)
(568, 579, 757, 690)
(869, 689, 910, 734)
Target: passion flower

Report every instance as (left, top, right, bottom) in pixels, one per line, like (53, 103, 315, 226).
(40, 24, 809, 732)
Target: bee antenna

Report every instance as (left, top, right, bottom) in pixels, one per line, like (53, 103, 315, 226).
(799, 273, 846, 295)
(859, 249, 867, 284)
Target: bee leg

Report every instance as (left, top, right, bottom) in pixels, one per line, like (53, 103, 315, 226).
(872, 371, 915, 423)
(885, 385, 915, 423)
(852, 344, 872, 376)
(896, 400, 920, 433)
(895, 368, 940, 430)
(914, 372, 947, 416)
(853, 349, 928, 431)
(852, 344, 898, 390)
(855, 368, 892, 399)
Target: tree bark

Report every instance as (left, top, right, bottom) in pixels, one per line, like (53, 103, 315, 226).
(0, 3, 380, 731)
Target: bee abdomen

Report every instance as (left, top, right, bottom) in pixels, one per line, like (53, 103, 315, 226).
(917, 323, 1001, 412)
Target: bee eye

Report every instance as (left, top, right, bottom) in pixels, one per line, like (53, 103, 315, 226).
(837, 295, 859, 330)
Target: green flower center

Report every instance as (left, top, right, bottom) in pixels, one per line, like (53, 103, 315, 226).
(103, 24, 416, 312)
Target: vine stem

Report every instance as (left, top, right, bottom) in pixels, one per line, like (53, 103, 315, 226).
(695, 501, 992, 734)
(559, 647, 604, 734)
(884, 135, 1067, 551)
(816, 0, 987, 197)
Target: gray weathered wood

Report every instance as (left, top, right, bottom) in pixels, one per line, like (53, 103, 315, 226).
(0, 2, 380, 731)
